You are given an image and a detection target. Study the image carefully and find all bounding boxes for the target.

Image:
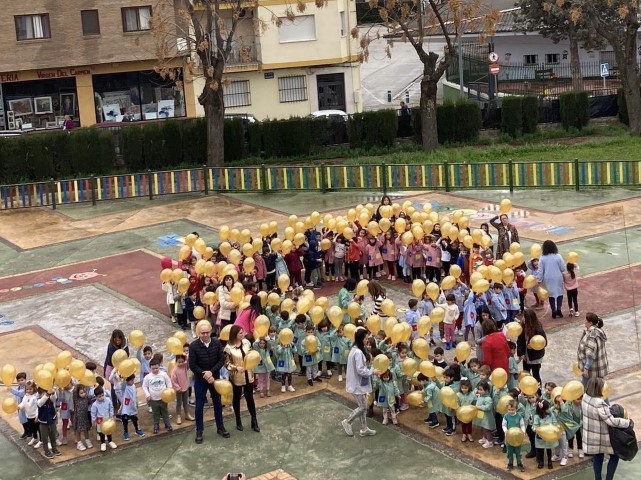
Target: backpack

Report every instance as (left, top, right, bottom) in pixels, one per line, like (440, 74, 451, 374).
(608, 404, 638, 461)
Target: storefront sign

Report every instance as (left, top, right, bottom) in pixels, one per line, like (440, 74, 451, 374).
(0, 67, 91, 83)
(0, 73, 19, 82)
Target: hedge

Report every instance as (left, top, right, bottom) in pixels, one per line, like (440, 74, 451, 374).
(223, 118, 245, 162)
(521, 96, 539, 134)
(437, 103, 456, 144)
(501, 97, 523, 138)
(560, 91, 589, 131)
(261, 117, 312, 157)
(347, 110, 397, 149)
(453, 101, 481, 142)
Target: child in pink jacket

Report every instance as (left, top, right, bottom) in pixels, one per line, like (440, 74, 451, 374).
(170, 355, 192, 424)
(365, 236, 383, 279)
(407, 239, 426, 280)
(381, 231, 398, 280)
(424, 236, 442, 283)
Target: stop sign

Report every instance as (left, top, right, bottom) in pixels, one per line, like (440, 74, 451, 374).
(489, 63, 500, 75)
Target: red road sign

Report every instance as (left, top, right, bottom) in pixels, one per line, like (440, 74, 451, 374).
(489, 63, 500, 75)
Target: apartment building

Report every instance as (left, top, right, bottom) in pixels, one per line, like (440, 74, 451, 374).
(0, 1, 195, 130)
(190, 0, 362, 119)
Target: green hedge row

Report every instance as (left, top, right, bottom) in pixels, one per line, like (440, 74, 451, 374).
(413, 101, 481, 145)
(0, 129, 115, 184)
(559, 91, 589, 131)
(347, 110, 397, 149)
(501, 96, 539, 137)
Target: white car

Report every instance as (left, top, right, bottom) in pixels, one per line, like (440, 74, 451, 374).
(310, 109, 348, 121)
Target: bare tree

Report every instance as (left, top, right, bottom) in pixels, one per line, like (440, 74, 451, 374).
(358, 0, 498, 152)
(152, 0, 327, 166)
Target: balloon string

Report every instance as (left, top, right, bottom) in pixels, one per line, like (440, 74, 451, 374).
(621, 206, 641, 364)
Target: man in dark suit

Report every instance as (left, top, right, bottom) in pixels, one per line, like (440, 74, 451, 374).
(189, 320, 230, 443)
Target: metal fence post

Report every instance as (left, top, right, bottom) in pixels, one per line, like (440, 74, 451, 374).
(508, 160, 514, 193)
(91, 175, 97, 206)
(443, 161, 450, 192)
(147, 169, 153, 200)
(50, 177, 56, 210)
(203, 164, 209, 195)
(320, 162, 327, 193)
(261, 164, 268, 194)
(574, 158, 580, 191)
(382, 162, 388, 194)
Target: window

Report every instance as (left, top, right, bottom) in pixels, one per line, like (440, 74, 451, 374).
(523, 54, 538, 65)
(545, 53, 559, 64)
(279, 15, 316, 43)
(81, 10, 100, 35)
(340, 11, 346, 37)
(122, 6, 151, 32)
(278, 75, 307, 103)
(15, 14, 50, 40)
(224, 80, 251, 107)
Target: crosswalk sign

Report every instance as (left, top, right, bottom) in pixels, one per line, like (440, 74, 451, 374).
(600, 63, 609, 78)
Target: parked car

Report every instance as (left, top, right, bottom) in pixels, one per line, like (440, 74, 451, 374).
(310, 110, 348, 121)
(224, 113, 257, 125)
(0, 130, 22, 137)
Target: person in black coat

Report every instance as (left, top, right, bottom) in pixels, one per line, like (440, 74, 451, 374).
(189, 320, 229, 443)
(516, 308, 547, 385)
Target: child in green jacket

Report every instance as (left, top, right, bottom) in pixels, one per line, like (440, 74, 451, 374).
(418, 373, 442, 428)
(533, 399, 559, 470)
(474, 381, 496, 449)
(330, 327, 351, 382)
(317, 322, 333, 378)
(457, 378, 476, 442)
(377, 370, 400, 425)
(253, 337, 275, 397)
(275, 341, 297, 393)
(301, 326, 322, 386)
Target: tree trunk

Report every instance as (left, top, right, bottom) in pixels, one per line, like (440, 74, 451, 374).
(568, 28, 583, 92)
(201, 84, 225, 166)
(420, 75, 439, 153)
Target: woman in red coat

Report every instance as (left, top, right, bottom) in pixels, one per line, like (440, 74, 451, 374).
(284, 247, 304, 288)
(481, 319, 511, 372)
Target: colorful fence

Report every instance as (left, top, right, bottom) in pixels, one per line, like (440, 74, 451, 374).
(2, 160, 640, 209)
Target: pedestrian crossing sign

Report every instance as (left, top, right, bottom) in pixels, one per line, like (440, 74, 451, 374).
(600, 63, 609, 78)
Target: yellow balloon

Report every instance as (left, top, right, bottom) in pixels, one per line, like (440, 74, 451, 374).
(195, 258, 207, 275)
(390, 323, 404, 344)
(320, 238, 331, 251)
(280, 299, 294, 313)
(380, 299, 395, 317)
(440, 275, 456, 290)
(537, 287, 549, 301)
(572, 361, 582, 377)
(496, 394, 513, 415)
(412, 279, 426, 298)
(506, 322, 523, 339)
(561, 380, 585, 401)
(456, 405, 479, 424)
(118, 359, 136, 378)
(400, 322, 412, 342)
(530, 243, 542, 259)
(472, 279, 490, 293)
(417, 316, 431, 337)
(193, 306, 206, 320)
(426, 282, 440, 301)
(490, 368, 508, 390)
(270, 238, 282, 253)
(523, 275, 538, 289)
(430, 307, 445, 324)
(277, 274, 290, 292)
(2, 397, 18, 414)
(174, 330, 188, 346)
(407, 390, 424, 407)
(257, 291, 268, 308)
(80, 369, 95, 387)
(230, 286, 244, 305)
(54, 369, 72, 388)
(537, 424, 562, 442)
(435, 366, 445, 382)
(194, 238, 207, 255)
(131, 358, 142, 375)
(179, 245, 192, 260)
(379, 217, 391, 233)
(34, 370, 53, 390)
(69, 359, 86, 380)
(160, 268, 173, 283)
(244, 350, 261, 370)
(500, 198, 512, 214)
(279, 328, 294, 345)
(166, 337, 183, 355)
(304, 335, 319, 354)
(129, 330, 145, 349)
(455, 342, 471, 362)
(219, 324, 233, 341)
(101, 417, 117, 435)
(309, 306, 325, 326)
(372, 354, 390, 372)
(343, 324, 357, 342)
(293, 232, 306, 247)
(412, 338, 430, 360)
(356, 279, 369, 296)
(502, 268, 515, 285)
(383, 317, 398, 338)
(347, 302, 361, 320)
(529, 335, 546, 351)
(419, 360, 436, 378)
(506, 427, 525, 447)
(242, 257, 255, 274)
(43, 362, 56, 374)
(567, 251, 579, 263)
(401, 231, 414, 245)
(177, 277, 190, 294)
(449, 264, 462, 279)
(488, 266, 502, 284)
(440, 386, 458, 409)
(327, 306, 344, 329)
(519, 375, 539, 395)
(366, 314, 381, 334)
(401, 358, 418, 376)
(111, 349, 128, 369)
(254, 315, 270, 338)
(602, 381, 610, 399)
(394, 217, 407, 234)
(267, 292, 281, 306)
(494, 259, 507, 271)
(54, 351, 72, 370)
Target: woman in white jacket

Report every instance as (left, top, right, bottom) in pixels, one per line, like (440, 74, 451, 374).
(19, 381, 40, 447)
(216, 274, 237, 333)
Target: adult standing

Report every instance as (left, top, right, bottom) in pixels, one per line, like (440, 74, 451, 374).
(577, 313, 609, 387)
(582, 377, 630, 480)
(104, 329, 128, 413)
(338, 278, 357, 325)
(341, 328, 380, 437)
(224, 325, 260, 433)
(517, 308, 547, 385)
(367, 280, 388, 320)
(473, 306, 492, 363)
(234, 295, 262, 342)
(489, 214, 519, 259)
(216, 274, 237, 333)
(189, 320, 230, 444)
(479, 222, 494, 255)
(535, 240, 566, 318)
(481, 319, 511, 372)
(374, 195, 392, 222)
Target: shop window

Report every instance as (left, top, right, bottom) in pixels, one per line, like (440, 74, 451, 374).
(81, 10, 101, 36)
(224, 80, 251, 108)
(523, 54, 538, 65)
(279, 15, 316, 43)
(545, 53, 559, 64)
(122, 6, 151, 32)
(278, 75, 307, 103)
(15, 14, 50, 41)
(340, 11, 346, 37)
